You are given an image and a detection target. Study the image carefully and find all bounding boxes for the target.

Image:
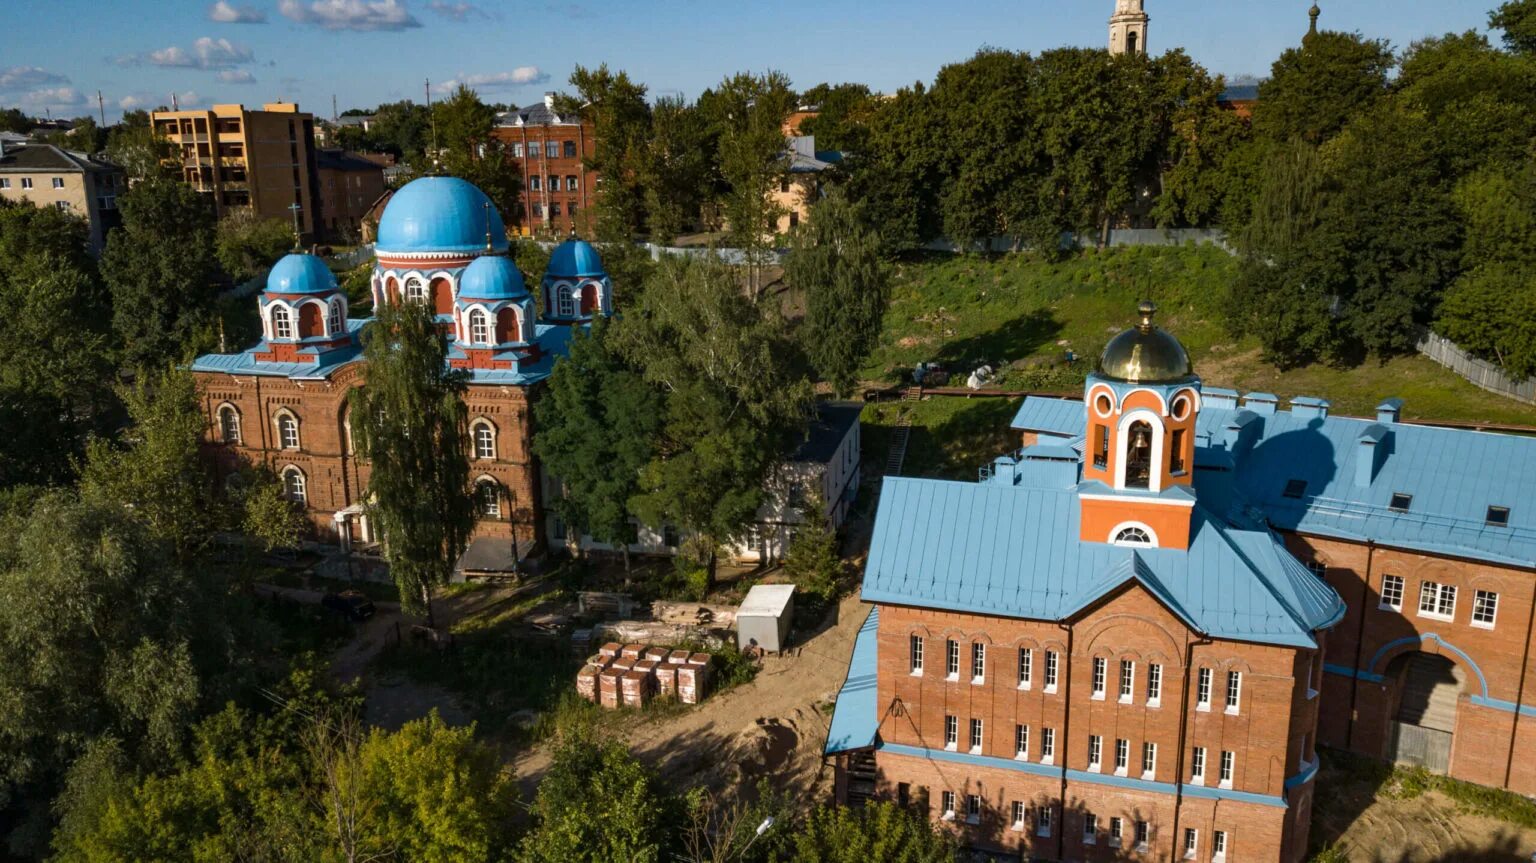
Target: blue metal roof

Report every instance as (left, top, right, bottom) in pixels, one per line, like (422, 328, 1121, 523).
(862, 476, 1344, 647)
(825, 606, 880, 754)
(376, 177, 509, 254)
(1009, 397, 1082, 439)
(266, 253, 338, 295)
(545, 239, 606, 278)
(457, 255, 529, 301)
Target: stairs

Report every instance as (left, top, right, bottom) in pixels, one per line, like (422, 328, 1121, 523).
(883, 387, 921, 477)
(846, 750, 878, 807)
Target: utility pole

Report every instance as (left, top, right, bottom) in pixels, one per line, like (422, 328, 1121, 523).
(97, 91, 105, 127)
(426, 78, 438, 171)
(332, 93, 338, 123)
(289, 203, 303, 250)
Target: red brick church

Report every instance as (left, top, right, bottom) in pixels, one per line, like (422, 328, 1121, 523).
(191, 176, 614, 558)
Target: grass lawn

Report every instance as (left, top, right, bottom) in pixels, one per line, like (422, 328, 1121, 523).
(861, 396, 1023, 482)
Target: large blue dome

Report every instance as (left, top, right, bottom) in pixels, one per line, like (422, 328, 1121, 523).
(458, 255, 529, 301)
(377, 177, 509, 254)
(545, 239, 606, 278)
(266, 253, 337, 295)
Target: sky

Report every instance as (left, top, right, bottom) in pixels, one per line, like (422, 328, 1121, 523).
(0, 0, 1501, 123)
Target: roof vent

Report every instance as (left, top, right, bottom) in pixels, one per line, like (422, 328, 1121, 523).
(1290, 396, 1330, 420)
(1017, 445, 1079, 489)
(1355, 423, 1389, 488)
(1242, 393, 1277, 416)
(1376, 398, 1404, 425)
(1203, 387, 1239, 410)
(543, 91, 556, 110)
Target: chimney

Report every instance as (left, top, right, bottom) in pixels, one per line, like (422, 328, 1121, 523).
(1290, 396, 1330, 421)
(1018, 445, 1079, 488)
(543, 92, 556, 110)
(1242, 393, 1278, 416)
(1376, 398, 1404, 425)
(1355, 424, 1389, 488)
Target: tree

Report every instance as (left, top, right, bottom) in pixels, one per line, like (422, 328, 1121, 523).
(1252, 30, 1395, 144)
(1394, 31, 1536, 176)
(845, 84, 944, 253)
(1149, 55, 1251, 228)
(236, 465, 306, 554)
(532, 317, 660, 571)
(701, 71, 795, 299)
(1437, 163, 1536, 376)
(105, 113, 176, 182)
(786, 191, 888, 394)
(1491, 0, 1536, 54)
(780, 492, 841, 606)
(349, 299, 474, 626)
(100, 177, 221, 369)
(434, 85, 521, 223)
(642, 95, 709, 243)
(795, 83, 877, 154)
(569, 65, 653, 241)
(215, 210, 296, 284)
(367, 100, 432, 160)
(0, 107, 28, 134)
(787, 802, 957, 863)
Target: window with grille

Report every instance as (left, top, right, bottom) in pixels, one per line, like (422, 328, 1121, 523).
(944, 715, 957, 750)
(1147, 663, 1162, 704)
(328, 300, 343, 335)
(1119, 659, 1134, 701)
(219, 406, 241, 444)
(473, 423, 495, 459)
(1135, 820, 1149, 848)
(1014, 724, 1028, 759)
(1114, 738, 1129, 773)
(969, 718, 983, 753)
(282, 467, 306, 503)
(1092, 657, 1106, 697)
(1418, 581, 1457, 620)
(946, 639, 959, 678)
(1036, 805, 1052, 837)
(278, 413, 299, 449)
(971, 642, 985, 682)
(1306, 560, 1327, 579)
(476, 480, 500, 517)
(1088, 735, 1102, 770)
(1142, 741, 1157, 776)
(1219, 750, 1234, 786)
(965, 794, 981, 824)
(1473, 590, 1499, 627)
(1114, 526, 1151, 545)
(1183, 828, 1198, 859)
(1380, 574, 1404, 610)
(1041, 728, 1055, 762)
(1110, 817, 1124, 847)
(1196, 668, 1212, 708)
(272, 305, 293, 339)
(1214, 830, 1228, 860)
(469, 309, 490, 344)
(1083, 812, 1097, 844)
(909, 635, 923, 674)
(545, 141, 559, 158)
(1191, 747, 1206, 783)
(557, 286, 576, 317)
(941, 791, 955, 820)
(405, 278, 426, 302)
(1226, 671, 1242, 713)
(1045, 651, 1059, 690)
(1018, 647, 1032, 688)
(1011, 801, 1025, 830)
(1094, 424, 1108, 468)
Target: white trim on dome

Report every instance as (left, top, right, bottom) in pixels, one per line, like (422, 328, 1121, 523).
(375, 248, 499, 261)
(1114, 408, 1166, 493)
(1109, 521, 1159, 548)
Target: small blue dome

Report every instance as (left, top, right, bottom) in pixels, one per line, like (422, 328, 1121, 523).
(545, 239, 606, 278)
(458, 255, 529, 301)
(266, 253, 338, 295)
(377, 177, 509, 254)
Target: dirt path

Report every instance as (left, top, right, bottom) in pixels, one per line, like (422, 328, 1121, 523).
(511, 592, 873, 803)
(1325, 788, 1536, 861)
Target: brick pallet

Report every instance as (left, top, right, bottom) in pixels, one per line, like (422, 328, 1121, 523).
(577, 642, 714, 709)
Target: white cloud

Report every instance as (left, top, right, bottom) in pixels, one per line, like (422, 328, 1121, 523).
(118, 95, 147, 110)
(217, 69, 257, 84)
(428, 1, 488, 21)
(123, 36, 255, 71)
(20, 87, 85, 109)
(0, 66, 69, 91)
(208, 1, 266, 22)
(278, 0, 421, 31)
(442, 66, 549, 91)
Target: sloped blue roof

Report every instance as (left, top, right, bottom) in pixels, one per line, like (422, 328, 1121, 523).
(863, 476, 1344, 647)
(825, 606, 880, 755)
(377, 177, 508, 254)
(545, 239, 606, 278)
(1010, 397, 1082, 438)
(457, 255, 529, 301)
(266, 253, 338, 295)
(189, 320, 367, 380)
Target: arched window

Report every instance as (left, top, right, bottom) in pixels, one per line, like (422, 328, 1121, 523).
(476, 479, 501, 517)
(556, 285, 575, 317)
(328, 299, 343, 335)
(580, 284, 598, 315)
(277, 411, 300, 449)
(469, 309, 490, 345)
(271, 304, 293, 339)
(1114, 527, 1152, 546)
(472, 420, 496, 459)
(405, 277, 427, 303)
(1124, 420, 1153, 489)
(282, 466, 307, 504)
(218, 405, 241, 444)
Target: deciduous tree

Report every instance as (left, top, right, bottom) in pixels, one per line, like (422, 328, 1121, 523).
(787, 191, 888, 394)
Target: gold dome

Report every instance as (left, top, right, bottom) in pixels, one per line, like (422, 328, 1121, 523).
(1098, 301, 1192, 384)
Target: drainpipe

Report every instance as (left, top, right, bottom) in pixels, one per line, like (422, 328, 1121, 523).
(1503, 564, 1536, 789)
(1169, 631, 1209, 862)
(1346, 539, 1375, 750)
(1056, 622, 1074, 862)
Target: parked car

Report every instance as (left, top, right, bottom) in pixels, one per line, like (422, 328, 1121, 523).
(321, 590, 376, 622)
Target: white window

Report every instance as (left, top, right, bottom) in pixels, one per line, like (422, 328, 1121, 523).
(1110, 816, 1124, 848)
(1014, 724, 1029, 760)
(21, 178, 33, 189)
(909, 635, 924, 674)
(1418, 581, 1457, 620)
(51, 177, 65, 189)
(1214, 830, 1228, 860)
(1018, 647, 1032, 689)
(1183, 828, 1198, 859)
(218, 405, 241, 444)
(1114, 526, 1151, 545)
(944, 715, 958, 750)
(272, 304, 293, 339)
(405, 277, 427, 303)
(54, 201, 71, 212)
(1045, 651, 1059, 691)
(1088, 735, 1102, 771)
(511, 142, 523, 158)
(469, 308, 490, 344)
(473, 422, 496, 459)
(1041, 728, 1055, 763)
(1197, 667, 1212, 709)
(1142, 741, 1157, 778)
(971, 642, 985, 683)
(941, 791, 956, 821)
(1119, 659, 1135, 702)
(1226, 671, 1242, 714)
(1219, 750, 1235, 787)
(1473, 590, 1499, 628)
(969, 718, 983, 754)
(1092, 656, 1106, 699)
(1011, 800, 1026, 831)
(1381, 574, 1405, 610)
(277, 412, 300, 449)
(1083, 812, 1097, 844)
(1114, 738, 1129, 775)
(1147, 663, 1162, 705)
(476, 480, 500, 517)
(546, 141, 559, 158)
(328, 300, 343, 335)
(1036, 805, 1052, 838)
(529, 175, 540, 190)
(557, 286, 576, 317)
(281, 467, 306, 503)
(1135, 820, 1150, 850)
(945, 639, 960, 679)
(965, 794, 981, 825)
(1191, 747, 1206, 784)
(0, 179, 8, 188)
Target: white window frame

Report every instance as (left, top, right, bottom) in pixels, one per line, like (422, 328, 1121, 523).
(476, 479, 500, 517)
(1214, 829, 1228, 861)
(969, 718, 984, 754)
(1088, 735, 1102, 772)
(945, 639, 960, 680)
(1196, 667, 1212, 710)
(1110, 816, 1124, 849)
(971, 642, 985, 684)
(1142, 741, 1157, 779)
(1183, 828, 1198, 860)
(965, 793, 981, 826)
(557, 285, 576, 317)
(1092, 656, 1106, 699)
(21, 177, 33, 189)
(1014, 724, 1029, 760)
(1011, 800, 1026, 831)
(1191, 747, 1206, 785)
(277, 411, 300, 450)
(1044, 650, 1059, 692)
(1041, 728, 1055, 765)
(473, 421, 496, 460)
(1418, 580, 1457, 621)
(51, 177, 64, 189)
(404, 277, 427, 303)
(1083, 812, 1097, 845)
(271, 304, 293, 339)
(1473, 589, 1499, 629)
(1381, 574, 1405, 611)
(944, 715, 958, 751)
(1135, 820, 1150, 851)
(218, 405, 241, 444)
(1114, 738, 1129, 776)
(1147, 662, 1162, 706)
(281, 466, 306, 503)
(909, 634, 924, 675)
(327, 300, 343, 336)
(1225, 671, 1242, 715)
(941, 790, 956, 821)
(1119, 659, 1135, 703)
(1018, 647, 1032, 690)
(1036, 805, 1052, 838)
(469, 308, 490, 345)
(1219, 750, 1235, 788)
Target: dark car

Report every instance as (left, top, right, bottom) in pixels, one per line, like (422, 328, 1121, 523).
(321, 590, 376, 622)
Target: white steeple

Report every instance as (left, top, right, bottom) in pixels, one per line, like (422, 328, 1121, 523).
(1109, 0, 1149, 56)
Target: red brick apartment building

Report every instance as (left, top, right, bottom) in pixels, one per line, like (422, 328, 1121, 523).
(490, 93, 596, 234)
(190, 176, 614, 564)
(827, 299, 1536, 860)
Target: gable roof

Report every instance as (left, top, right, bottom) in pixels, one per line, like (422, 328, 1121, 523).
(0, 143, 119, 174)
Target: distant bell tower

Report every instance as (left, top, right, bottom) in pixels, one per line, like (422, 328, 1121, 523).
(1109, 0, 1149, 56)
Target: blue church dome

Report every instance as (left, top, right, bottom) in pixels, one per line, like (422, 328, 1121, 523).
(457, 255, 529, 301)
(266, 253, 338, 295)
(376, 177, 509, 254)
(545, 239, 607, 278)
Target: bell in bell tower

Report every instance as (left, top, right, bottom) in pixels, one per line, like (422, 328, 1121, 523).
(1109, 0, 1149, 56)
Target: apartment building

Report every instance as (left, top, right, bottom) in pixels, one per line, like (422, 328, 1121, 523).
(151, 102, 321, 238)
(490, 93, 595, 234)
(315, 148, 385, 242)
(0, 140, 124, 254)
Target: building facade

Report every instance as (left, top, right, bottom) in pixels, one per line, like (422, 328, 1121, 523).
(0, 140, 123, 254)
(490, 93, 596, 234)
(190, 176, 615, 561)
(315, 148, 385, 242)
(1109, 0, 1149, 56)
(152, 102, 321, 238)
(827, 305, 1344, 862)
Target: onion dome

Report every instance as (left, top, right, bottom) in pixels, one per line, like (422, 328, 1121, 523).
(266, 253, 338, 295)
(1098, 301, 1192, 384)
(545, 238, 606, 278)
(376, 176, 508, 254)
(457, 255, 530, 301)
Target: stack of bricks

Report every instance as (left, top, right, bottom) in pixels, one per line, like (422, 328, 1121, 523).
(577, 642, 714, 708)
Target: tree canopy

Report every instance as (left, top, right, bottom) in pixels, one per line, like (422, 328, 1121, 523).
(787, 191, 888, 394)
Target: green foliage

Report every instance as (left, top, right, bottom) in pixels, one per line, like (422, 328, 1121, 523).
(1394, 31, 1536, 176)
(787, 801, 958, 863)
(233, 466, 306, 553)
(435, 85, 522, 224)
(0, 107, 28, 134)
(104, 117, 176, 182)
(788, 191, 889, 394)
(642, 95, 710, 243)
(1253, 30, 1395, 144)
(336, 260, 374, 309)
(569, 65, 653, 241)
(701, 70, 795, 296)
(214, 211, 295, 284)
(782, 496, 841, 606)
(795, 82, 877, 153)
(705, 640, 759, 692)
(663, 557, 710, 602)
(1491, 0, 1536, 54)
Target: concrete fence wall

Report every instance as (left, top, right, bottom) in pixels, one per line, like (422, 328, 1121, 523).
(1417, 331, 1536, 405)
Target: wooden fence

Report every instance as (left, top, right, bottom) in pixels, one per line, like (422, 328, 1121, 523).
(1416, 331, 1536, 405)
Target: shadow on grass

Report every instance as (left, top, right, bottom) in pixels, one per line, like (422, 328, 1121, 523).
(928, 307, 1065, 374)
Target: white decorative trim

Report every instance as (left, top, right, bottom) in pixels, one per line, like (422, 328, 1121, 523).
(1078, 493, 1194, 508)
(1169, 387, 1201, 421)
(1114, 408, 1166, 492)
(273, 407, 302, 449)
(1109, 520, 1160, 547)
(280, 464, 307, 504)
(1089, 384, 1118, 419)
(215, 401, 242, 444)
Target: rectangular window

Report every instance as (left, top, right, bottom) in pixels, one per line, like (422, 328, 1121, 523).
(20, 178, 33, 189)
(971, 642, 985, 682)
(965, 793, 981, 825)
(1170, 428, 1186, 473)
(1092, 656, 1106, 698)
(545, 141, 559, 158)
(1088, 735, 1102, 771)
(1226, 671, 1242, 713)
(1018, 647, 1032, 689)
(898, 782, 910, 808)
(1037, 805, 1052, 838)
(0, 179, 9, 189)
(550, 202, 561, 217)
(1015, 724, 1029, 760)
(941, 790, 956, 820)
(1418, 581, 1457, 620)
(54, 201, 70, 211)
(1042, 728, 1055, 763)
(1114, 738, 1129, 774)
(1220, 750, 1235, 787)
(1389, 492, 1413, 512)
(1191, 747, 1206, 784)
(1135, 820, 1150, 848)
(1011, 800, 1026, 830)
(1197, 668, 1212, 709)
(567, 175, 579, 190)
(1184, 828, 1198, 859)
(1487, 505, 1511, 527)
(909, 635, 924, 674)
(1473, 590, 1499, 628)
(1283, 478, 1307, 498)
(944, 715, 957, 750)
(511, 142, 523, 157)
(946, 639, 960, 679)
(1094, 425, 1108, 468)
(563, 140, 576, 158)
(1381, 574, 1404, 610)
(1110, 816, 1124, 847)
(529, 175, 540, 190)
(1119, 659, 1134, 701)
(1147, 663, 1163, 704)
(1084, 812, 1097, 844)
(51, 177, 65, 189)
(969, 718, 984, 753)
(1142, 741, 1157, 777)
(1045, 651, 1059, 691)
(1307, 560, 1328, 580)
(1214, 830, 1228, 860)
